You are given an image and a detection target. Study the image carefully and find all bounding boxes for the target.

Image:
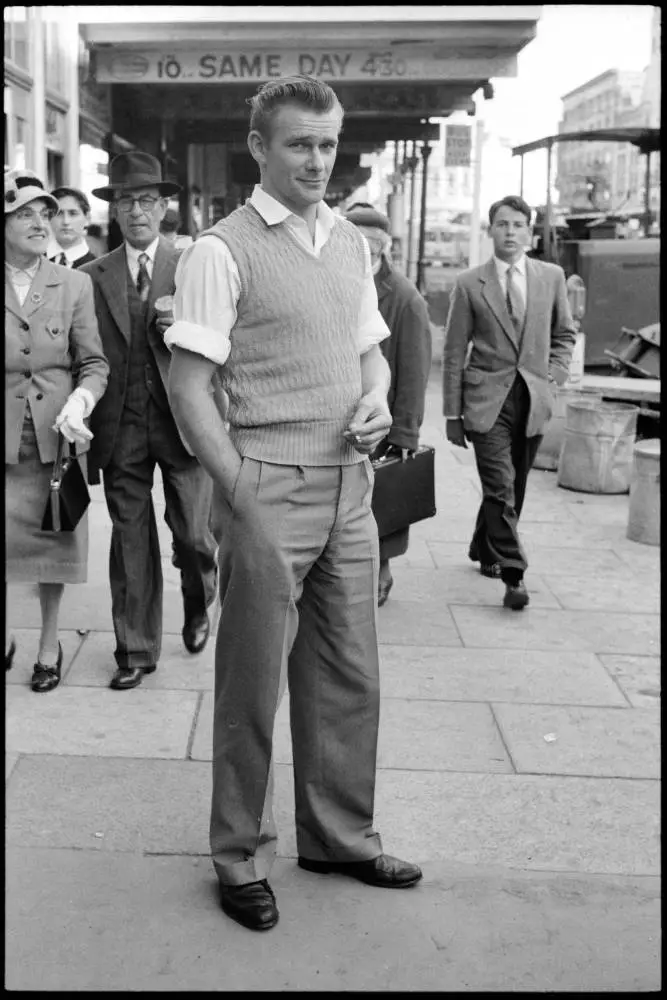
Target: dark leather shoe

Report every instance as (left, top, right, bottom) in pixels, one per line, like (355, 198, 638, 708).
(378, 575, 394, 607)
(298, 853, 423, 888)
(31, 642, 63, 693)
(503, 581, 529, 610)
(182, 613, 210, 654)
(480, 562, 501, 578)
(219, 880, 279, 931)
(109, 664, 156, 691)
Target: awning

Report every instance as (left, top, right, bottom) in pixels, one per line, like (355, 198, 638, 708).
(512, 128, 661, 157)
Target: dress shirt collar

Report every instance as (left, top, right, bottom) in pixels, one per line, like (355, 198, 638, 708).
(249, 184, 336, 236)
(125, 237, 160, 270)
(494, 252, 526, 280)
(49, 239, 90, 265)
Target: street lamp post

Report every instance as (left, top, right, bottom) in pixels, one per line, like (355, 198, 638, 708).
(416, 141, 432, 292)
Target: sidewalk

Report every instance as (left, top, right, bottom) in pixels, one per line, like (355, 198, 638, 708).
(5, 373, 661, 991)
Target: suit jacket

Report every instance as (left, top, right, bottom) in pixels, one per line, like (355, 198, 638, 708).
(442, 256, 576, 438)
(375, 259, 432, 452)
(80, 238, 192, 480)
(5, 259, 109, 464)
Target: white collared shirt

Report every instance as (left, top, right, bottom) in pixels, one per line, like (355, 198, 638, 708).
(48, 239, 90, 267)
(165, 185, 390, 366)
(125, 237, 160, 285)
(494, 253, 527, 308)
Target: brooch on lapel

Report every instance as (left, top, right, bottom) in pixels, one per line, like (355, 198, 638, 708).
(30, 292, 43, 305)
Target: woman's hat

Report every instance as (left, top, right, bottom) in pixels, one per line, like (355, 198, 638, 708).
(92, 151, 182, 203)
(4, 168, 59, 215)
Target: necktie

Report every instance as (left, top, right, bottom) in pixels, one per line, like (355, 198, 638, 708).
(57, 252, 68, 267)
(136, 253, 151, 302)
(506, 264, 524, 334)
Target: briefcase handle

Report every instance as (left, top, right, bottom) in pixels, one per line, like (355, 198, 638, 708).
(50, 434, 77, 489)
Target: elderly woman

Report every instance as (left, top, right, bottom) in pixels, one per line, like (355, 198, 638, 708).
(5, 168, 109, 690)
(345, 204, 432, 605)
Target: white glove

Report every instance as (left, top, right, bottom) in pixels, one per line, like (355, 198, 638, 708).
(53, 389, 94, 445)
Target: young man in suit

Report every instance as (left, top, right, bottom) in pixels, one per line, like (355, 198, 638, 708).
(443, 195, 576, 610)
(48, 187, 98, 269)
(80, 152, 217, 690)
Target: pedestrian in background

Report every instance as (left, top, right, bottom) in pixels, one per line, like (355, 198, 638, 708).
(160, 207, 193, 250)
(5, 168, 109, 688)
(80, 151, 217, 691)
(442, 194, 576, 609)
(167, 75, 422, 933)
(84, 223, 107, 259)
(346, 203, 432, 606)
(47, 187, 97, 269)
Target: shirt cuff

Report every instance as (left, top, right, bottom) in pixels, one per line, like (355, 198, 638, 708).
(164, 320, 231, 366)
(72, 386, 95, 418)
(358, 315, 390, 355)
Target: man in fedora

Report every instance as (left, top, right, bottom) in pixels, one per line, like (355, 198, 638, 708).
(80, 151, 218, 690)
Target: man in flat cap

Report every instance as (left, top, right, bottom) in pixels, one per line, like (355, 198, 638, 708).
(80, 151, 217, 690)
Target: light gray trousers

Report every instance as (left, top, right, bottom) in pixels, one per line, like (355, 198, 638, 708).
(210, 458, 383, 886)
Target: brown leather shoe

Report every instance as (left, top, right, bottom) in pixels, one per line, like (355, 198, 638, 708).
(503, 582, 529, 610)
(298, 853, 423, 888)
(219, 880, 279, 931)
(109, 664, 156, 691)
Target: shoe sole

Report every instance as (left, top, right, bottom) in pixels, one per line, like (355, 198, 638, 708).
(298, 858, 422, 888)
(503, 594, 529, 611)
(109, 664, 156, 691)
(220, 904, 279, 931)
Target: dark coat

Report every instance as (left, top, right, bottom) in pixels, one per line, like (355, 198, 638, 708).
(375, 258, 432, 452)
(79, 238, 188, 484)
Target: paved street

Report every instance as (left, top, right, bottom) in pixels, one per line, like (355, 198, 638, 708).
(5, 372, 661, 991)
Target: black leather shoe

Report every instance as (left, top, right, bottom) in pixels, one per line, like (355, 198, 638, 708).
(219, 880, 279, 931)
(298, 853, 423, 888)
(31, 642, 63, 693)
(6, 638, 16, 671)
(109, 664, 156, 691)
(182, 613, 210, 654)
(480, 562, 501, 578)
(378, 575, 394, 607)
(503, 581, 529, 611)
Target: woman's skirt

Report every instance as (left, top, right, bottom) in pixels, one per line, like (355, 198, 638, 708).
(5, 412, 88, 584)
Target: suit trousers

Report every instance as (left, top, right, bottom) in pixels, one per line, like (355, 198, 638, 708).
(102, 399, 217, 669)
(210, 458, 384, 886)
(467, 374, 542, 583)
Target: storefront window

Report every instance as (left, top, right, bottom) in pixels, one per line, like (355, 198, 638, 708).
(4, 6, 30, 69)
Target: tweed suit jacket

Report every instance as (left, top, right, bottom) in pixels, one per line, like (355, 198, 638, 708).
(442, 256, 577, 438)
(5, 259, 109, 465)
(80, 238, 193, 481)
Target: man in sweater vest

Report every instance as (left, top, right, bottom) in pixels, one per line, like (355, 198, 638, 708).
(166, 76, 423, 932)
(81, 152, 218, 691)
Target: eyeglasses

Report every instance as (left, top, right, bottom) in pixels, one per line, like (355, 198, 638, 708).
(12, 207, 54, 224)
(115, 195, 161, 213)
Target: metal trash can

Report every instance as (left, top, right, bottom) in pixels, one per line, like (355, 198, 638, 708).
(557, 399, 638, 494)
(533, 385, 602, 471)
(627, 438, 660, 546)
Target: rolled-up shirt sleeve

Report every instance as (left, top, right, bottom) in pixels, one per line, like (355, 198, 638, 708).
(165, 236, 241, 365)
(357, 235, 391, 354)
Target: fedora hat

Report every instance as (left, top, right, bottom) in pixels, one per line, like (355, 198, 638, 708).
(4, 167, 59, 216)
(92, 151, 181, 203)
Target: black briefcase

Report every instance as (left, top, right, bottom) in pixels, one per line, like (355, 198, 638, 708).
(371, 445, 436, 537)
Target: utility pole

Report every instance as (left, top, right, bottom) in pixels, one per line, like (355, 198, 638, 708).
(406, 140, 418, 282)
(416, 141, 432, 292)
(468, 118, 484, 267)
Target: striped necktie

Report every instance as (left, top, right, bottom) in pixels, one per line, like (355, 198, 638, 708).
(136, 253, 151, 302)
(506, 264, 524, 333)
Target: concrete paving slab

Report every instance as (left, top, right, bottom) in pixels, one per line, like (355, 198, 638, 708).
(373, 770, 660, 875)
(493, 704, 660, 779)
(568, 498, 630, 526)
(378, 647, 628, 707)
(377, 600, 463, 646)
(8, 580, 188, 634)
(390, 538, 436, 569)
(411, 517, 479, 543)
(6, 753, 19, 782)
(4, 628, 84, 686)
(377, 699, 513, 773)
(520, 519, 643, 550)
(449, 606, 660, 655)
(388, 564, 561, 609)
(545, 571, 661, 614)
(5, 755, 297, 857)
(611, 539, 661, 574)
(65, 631, 215, 690)
(5, 687, 199, 759)
(4, 849, 660, 992)
(427, 541, 627, 577)
(598, 655, 661, 710)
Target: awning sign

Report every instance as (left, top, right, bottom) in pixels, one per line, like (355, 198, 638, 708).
(94, 48, 516, 84)
(445, 124, 472, 167)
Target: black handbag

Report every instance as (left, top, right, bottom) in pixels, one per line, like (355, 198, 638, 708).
(41, 434, 91, 532)
(371, 444, 436, 537)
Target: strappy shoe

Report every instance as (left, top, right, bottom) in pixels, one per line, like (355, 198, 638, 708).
(31, 642, 63, 693)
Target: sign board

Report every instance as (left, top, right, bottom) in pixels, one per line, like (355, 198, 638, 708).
(444, 124, 472, 167)
(93, 48, 515, 85)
